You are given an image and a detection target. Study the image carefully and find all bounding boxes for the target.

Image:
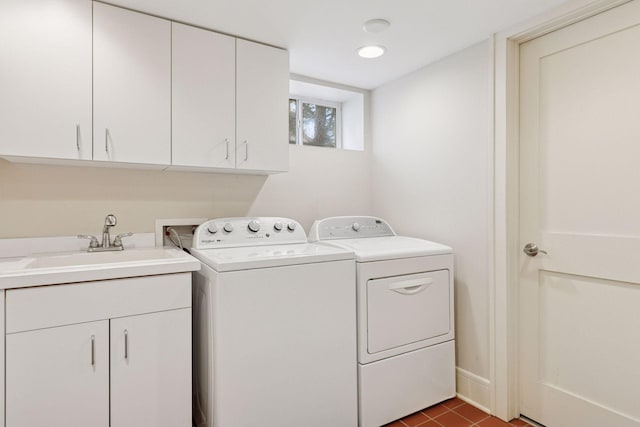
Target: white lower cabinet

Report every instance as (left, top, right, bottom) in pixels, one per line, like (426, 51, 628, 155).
(6, 320, 110, 427)
(110, 309, 192, 427)
(4, 274, 192, 427)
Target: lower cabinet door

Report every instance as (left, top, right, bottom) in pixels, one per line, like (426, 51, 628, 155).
(110, 308, 192, 427)
(6, 320, 110, 427)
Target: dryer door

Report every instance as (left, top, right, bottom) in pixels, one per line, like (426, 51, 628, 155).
(367, 270, 450, 354)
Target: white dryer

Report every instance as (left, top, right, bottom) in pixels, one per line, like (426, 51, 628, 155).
(309, 216, 455, 427)
(190, 217, 357, 427)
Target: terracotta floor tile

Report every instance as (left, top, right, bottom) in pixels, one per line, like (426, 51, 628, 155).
(452, 403, 490, 423)
(508, 419, 530, 426)
(432, 410, 475, 427)
(402, 410, 430, 426)
(422, 404, 450, 419)
(441, 397, 466, 410)
(416, 421, 442, 427)
(476, 416, 513, 426)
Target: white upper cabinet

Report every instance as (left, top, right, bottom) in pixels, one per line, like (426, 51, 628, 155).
(236, 39, 289, 173)
(172, 29, 289, 173)
(0, 2, 288, 172)
(0, 0, 92, 160)
(172, 23, 236, 169)
(93, 3, 171, 166)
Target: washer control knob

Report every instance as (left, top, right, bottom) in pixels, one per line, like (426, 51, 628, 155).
(207, 224, 218, 234)
(273, 222, 283, 231)
(287, 222, 297, 231)
(352, 222, 361, 231)
(223, 223, 234, 233)
(247, 220, 261, 233)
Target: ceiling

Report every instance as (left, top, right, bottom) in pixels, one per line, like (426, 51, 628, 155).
(106, 0, 569, 89)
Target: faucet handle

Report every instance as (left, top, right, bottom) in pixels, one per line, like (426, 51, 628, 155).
(113, 232, 133, 248)
(78, 234, 99, 249)
(104, 214, 117, 227)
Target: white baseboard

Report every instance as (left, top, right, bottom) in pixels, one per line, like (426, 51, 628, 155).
(456, 367, 491, 413)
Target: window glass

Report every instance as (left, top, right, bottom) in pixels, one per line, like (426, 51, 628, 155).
(290, 79, 364, 151)
(302, 103, 337, 148)
(289, 99, 297, 144)
(289, 96, 341, 148)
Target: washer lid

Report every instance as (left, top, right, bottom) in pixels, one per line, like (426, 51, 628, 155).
(191, 243, 354, 272)
(318, 236, 452, 262)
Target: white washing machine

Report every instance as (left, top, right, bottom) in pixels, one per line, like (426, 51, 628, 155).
(309, 216, 456, 427)
(190, 217, 357, 427)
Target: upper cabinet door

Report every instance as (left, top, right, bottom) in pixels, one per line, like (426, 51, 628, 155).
(0, 0, 92, 160)
(236, 39, 289, 173)
(93, 3, 171, 165)
(172, 23, 236, 169)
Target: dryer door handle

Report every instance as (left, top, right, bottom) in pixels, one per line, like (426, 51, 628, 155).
(388, 278, 433, 295)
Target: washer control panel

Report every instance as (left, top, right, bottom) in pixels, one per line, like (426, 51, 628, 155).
(193, 217, 307, 249)
(308, 216, 396, 241)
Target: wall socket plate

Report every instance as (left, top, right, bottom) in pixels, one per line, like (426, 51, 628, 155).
(155, 218, 207, 249)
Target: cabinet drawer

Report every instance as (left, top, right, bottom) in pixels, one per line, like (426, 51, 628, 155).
(6, 273, 191, 333)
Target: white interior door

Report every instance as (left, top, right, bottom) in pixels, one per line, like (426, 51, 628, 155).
(519, 2, 640, 426)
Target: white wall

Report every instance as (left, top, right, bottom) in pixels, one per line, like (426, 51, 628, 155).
(371, 41, 492, 407)
(0, 145, 371, 238)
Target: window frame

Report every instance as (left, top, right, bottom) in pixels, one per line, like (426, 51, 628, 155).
(289, 96, 342, 149)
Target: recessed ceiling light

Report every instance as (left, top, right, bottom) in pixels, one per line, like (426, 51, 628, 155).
(363, 19, 391, 33)
(357, 45, 386, 59)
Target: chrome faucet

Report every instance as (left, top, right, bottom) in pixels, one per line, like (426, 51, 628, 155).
(102, 214, 117, 248)
(78, 214, 132, 252)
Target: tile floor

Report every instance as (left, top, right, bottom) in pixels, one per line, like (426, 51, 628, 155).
(384, 397, 533, 427)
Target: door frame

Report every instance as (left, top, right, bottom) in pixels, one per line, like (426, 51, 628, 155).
(490, 0, 632, 421)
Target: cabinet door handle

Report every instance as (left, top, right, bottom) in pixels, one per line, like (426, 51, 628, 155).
(76, 124, 81, 152)
(225, 138, 229, 160)
(105, 128, 110, 155)
(90, 335, 95, 366)
(124, 329, 128, 359)
(244, 140, 248, 161)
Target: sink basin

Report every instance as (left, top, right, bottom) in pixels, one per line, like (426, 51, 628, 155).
(26, 248, 180, 269)
(0, 247, 200, 289)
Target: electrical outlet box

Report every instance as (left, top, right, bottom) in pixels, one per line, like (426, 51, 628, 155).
(155, 218, 207, 249)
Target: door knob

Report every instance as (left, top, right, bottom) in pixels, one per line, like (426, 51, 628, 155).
(523, 243, 547, 257)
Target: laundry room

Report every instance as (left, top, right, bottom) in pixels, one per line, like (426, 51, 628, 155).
(1, 1, 638, 427)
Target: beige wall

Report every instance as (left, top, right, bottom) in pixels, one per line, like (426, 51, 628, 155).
(371, 41, 492, 393)
(0, 145, 371, 238)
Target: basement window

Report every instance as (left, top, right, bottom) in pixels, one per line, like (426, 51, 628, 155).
(289, 97, 341, 148)
(289, 78, 365, 151)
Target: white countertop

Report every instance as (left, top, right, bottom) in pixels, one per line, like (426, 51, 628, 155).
(0, 247, 200, 289)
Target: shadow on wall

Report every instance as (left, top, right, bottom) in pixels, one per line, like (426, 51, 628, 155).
(0, 159, 267, 238)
